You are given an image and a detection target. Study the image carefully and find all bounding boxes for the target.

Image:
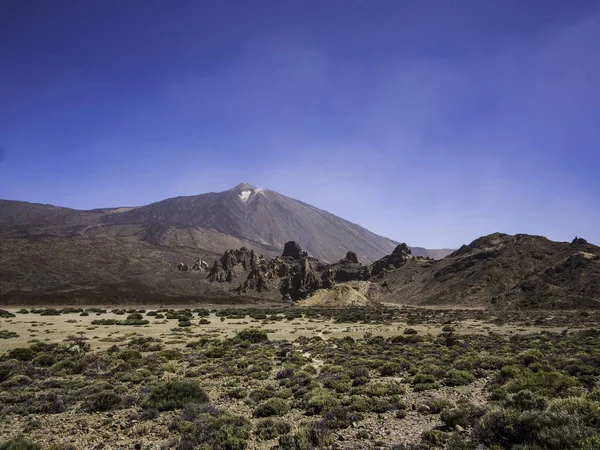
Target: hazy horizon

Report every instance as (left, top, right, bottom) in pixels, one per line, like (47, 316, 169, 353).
(1, 1, 598, 249)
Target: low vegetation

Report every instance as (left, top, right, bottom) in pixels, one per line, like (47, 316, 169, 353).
(0, 306, 599, 448)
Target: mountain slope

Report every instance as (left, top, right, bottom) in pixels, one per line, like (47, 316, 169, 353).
(106, 183, 402, 263)
(0, 184, 450, 303)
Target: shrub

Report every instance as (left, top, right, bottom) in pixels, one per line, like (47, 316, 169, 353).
(444, 369, 475, 387)
(472, 407, 597, 449)
(323, 406, 358, 429)
(440, 401, 485, 430)
(248, 387, 277, 404)
(425, 398, 454, 414)
(412, 373, 439, 391)
(143, 380, 209, 411)
(178, 409, 251, 450)
(279, 421, 334, 450)
(501, 369, 582, 397)
(227, 387, 248, 400)
(505, 389, 548, 411)
(0, 436, 41, 450)
(235, 329, 269, 343)
(0, 331, 18, 339)
(256, 419, 291, 440)
(363, 381, 405, 397)
(253, 398, 290, 417)
(196, 309, 210, 317)
(421, 429, 448, 446)
(0, 309, 16, 318)
(347, 395, 372, 412)
(379, 362, 400, 376)
(86, 391, 122, 412)
(303, 388, 339, 415)
(6, 347, 36, 361)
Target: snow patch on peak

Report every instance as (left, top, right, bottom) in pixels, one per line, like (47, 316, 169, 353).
(239, 190, 252, 202)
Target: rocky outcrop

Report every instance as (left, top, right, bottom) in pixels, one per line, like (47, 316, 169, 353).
(207, 248, 257, 282)
(280, 256, 323, 300)
(371, 243, 414, 277)
(206, 241, 369, 301)
(282, 241, 307, 260)
(341, 251, 359, 264)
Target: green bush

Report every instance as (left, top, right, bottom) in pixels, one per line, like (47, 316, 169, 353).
(279, 421, 334, 450)
(86, 391, 122, 412)
(379, 362, 400, 376)
(302, 388, 339, 415)
(444, 369, 475, 386)
(143, 380, 209, 411)
(473, 407, 594, 449)
(179, 409, 251, 450)
(227, 387, 248, 400)
(256, 418, 291, 440)
(235, 329, 269, 343)
(6, 347, 36, 361)
(0, 436, 41, 450)
(440, 401, 485, 430)
(363, 381, 405, 397)
(323, 406, 358, 429)
(253, 398, 290, 417)
(0, 309, 16, 318)
(425, 398, 454, 414)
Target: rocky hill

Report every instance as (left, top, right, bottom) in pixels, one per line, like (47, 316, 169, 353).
(0, 185, 451, 303)
(373, 233, 600, 309)
(204, 234, 600, 309)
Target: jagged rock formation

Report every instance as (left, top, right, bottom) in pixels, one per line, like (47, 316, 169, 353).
(207, 242, 325, 300)
(206, 240, 425, 304)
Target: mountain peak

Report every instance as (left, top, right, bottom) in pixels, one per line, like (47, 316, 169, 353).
(230, 183, 257, 191)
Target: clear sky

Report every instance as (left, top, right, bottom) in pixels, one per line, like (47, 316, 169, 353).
(1, 0, 599, 248)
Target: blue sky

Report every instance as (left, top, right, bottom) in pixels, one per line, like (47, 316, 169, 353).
(1, 0, 598, 248)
